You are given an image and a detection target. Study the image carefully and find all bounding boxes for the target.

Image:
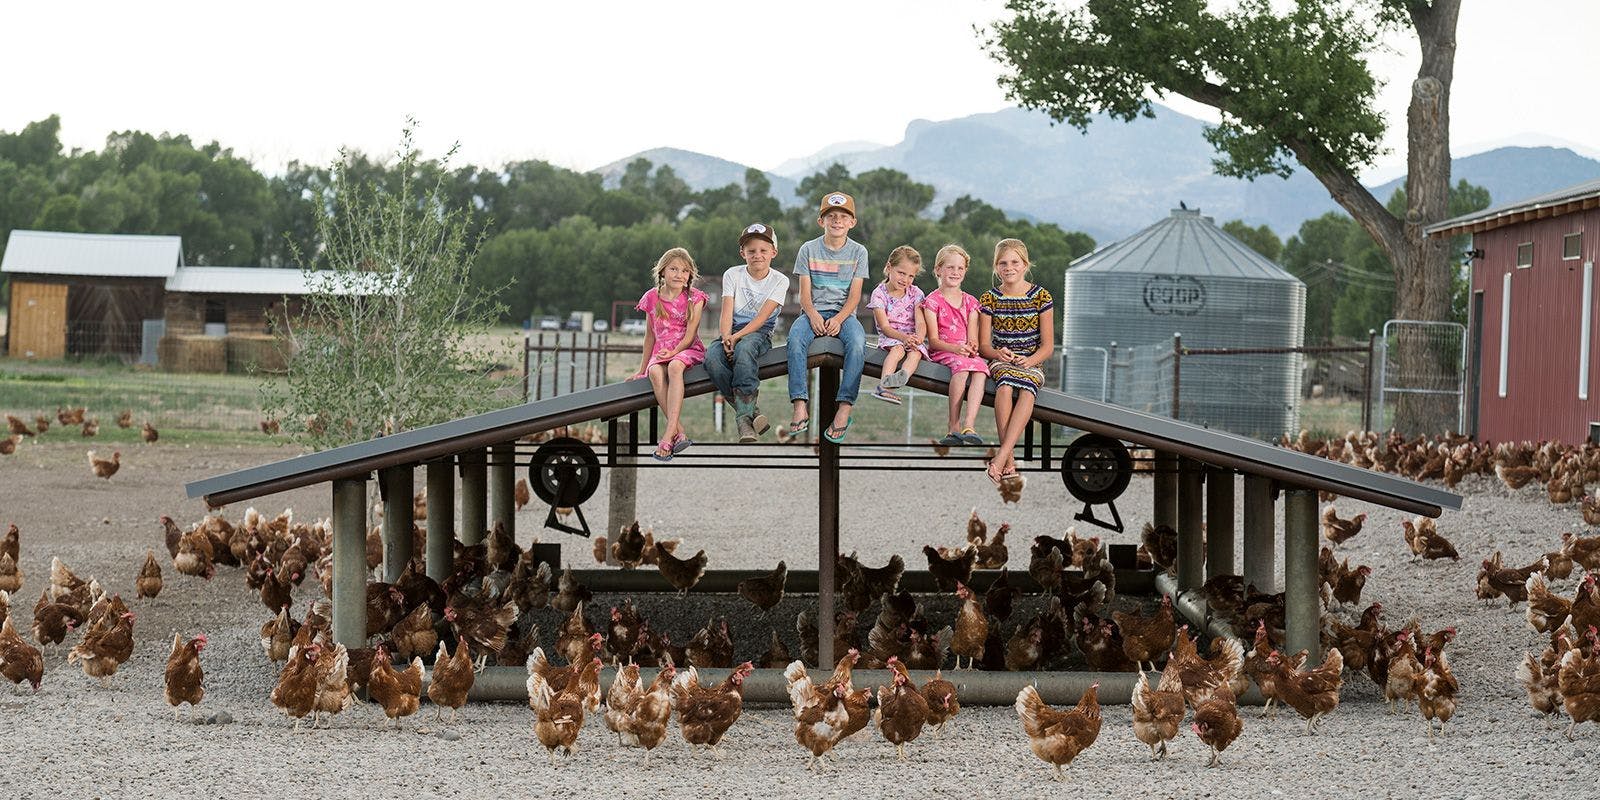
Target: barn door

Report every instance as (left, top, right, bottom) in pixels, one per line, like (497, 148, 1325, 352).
(9, 281, 67, 359)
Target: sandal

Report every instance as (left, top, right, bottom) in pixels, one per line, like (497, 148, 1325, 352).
(671, 433, 695, 454)
(985, 461, 1005, 485)
(822, 418, 852, 444)
(881, 368, 909, 389)
(652, 438, 675, 462)
(870, 386, 902, 405)
(789, 416, 811, 433)
(958, 428, 984, 446)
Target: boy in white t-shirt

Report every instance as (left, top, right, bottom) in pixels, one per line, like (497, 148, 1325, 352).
(705, 222, 790, 442)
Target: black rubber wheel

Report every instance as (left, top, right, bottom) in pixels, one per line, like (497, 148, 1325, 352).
(528, 437, 601, 506)
(1060, 433, 1133, 504)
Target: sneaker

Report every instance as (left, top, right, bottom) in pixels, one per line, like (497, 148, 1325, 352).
(881, 368, 909, 389)
(871, 386, 903, 405)
(938, 432, 964, 447)
(736, 415, 758, 443)
(958, 428, 985, 446)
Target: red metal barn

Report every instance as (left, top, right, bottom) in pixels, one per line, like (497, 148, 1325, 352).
(1429, 179, 1600, 444)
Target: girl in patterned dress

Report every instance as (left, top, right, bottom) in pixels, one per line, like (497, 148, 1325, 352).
(922, 244, 990, 447)
(867, 245, 928, 405)
(632, 247, 708, 462)
(979, 238, 1054, 484)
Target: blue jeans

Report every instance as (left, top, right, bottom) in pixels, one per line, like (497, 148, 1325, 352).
(786, 314, 865, 405)
(704, 331, 772, 414)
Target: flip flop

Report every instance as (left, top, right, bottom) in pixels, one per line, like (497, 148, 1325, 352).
(870, 386, 902, 405)
(652, 443, 674, 462)
(986, 461, 1005, 485)
(789, 416, 811, 433)
(822, 418, 852, 444)
(671, 434, 694, 454)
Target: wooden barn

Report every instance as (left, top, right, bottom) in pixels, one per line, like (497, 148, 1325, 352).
(2, 229, 371, 371)
(1428, 177, 1599, 444)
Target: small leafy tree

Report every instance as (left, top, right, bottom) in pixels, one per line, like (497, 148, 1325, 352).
(261, 121, 512, 450)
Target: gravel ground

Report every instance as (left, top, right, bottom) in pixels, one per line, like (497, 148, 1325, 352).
(1, 439, 1597, 797)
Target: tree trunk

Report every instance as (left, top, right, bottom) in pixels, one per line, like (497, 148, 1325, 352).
(1391, 0, 1461, 435)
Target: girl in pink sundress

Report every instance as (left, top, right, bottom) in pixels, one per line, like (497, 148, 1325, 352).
(633, 247, 708, 461)
(921, 244, 989, 448)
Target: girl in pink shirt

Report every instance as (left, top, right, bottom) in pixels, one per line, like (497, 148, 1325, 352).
(922, 244, 989, 447)
(633, 247, 707, 461)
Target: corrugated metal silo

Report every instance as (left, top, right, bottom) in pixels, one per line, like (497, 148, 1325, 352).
(1061, 208, 1306, 439)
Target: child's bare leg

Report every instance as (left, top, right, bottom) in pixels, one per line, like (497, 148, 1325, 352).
(648, 365, 671, 452)
(665, 361, 687, 439)
(881, 345, 905, 380)
(996, 390, 1036, 474)
(992, 385, 1014, 443)
(791, 399, 809, 428)
(900, 349, 923, 377)
(946, 372, 969, 432)
(962, 371, 985, 431)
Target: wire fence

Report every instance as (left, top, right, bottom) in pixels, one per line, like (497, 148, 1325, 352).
(1374, 319, 1467, 435)
(0, 362, 265, 433)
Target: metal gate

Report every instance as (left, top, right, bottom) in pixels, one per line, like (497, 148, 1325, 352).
(1375, 319, 1466, 434)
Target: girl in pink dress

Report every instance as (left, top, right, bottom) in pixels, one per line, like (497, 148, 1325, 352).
(633, 247, 708, 461)
(921, 244, 989, 447)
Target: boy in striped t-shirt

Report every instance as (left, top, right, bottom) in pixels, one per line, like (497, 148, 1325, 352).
(787, 191, 870, 443)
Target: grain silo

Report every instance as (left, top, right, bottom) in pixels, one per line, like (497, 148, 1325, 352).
(1061, 207, 1306, 439)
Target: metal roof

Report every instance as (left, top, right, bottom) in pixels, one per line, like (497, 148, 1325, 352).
(1427, 176, 1600, 237)
(1069, 208, 1301, 282)
(1, 229, 182, 278)
(187, 340, 1460, 516)
(165, 267, 380, 296)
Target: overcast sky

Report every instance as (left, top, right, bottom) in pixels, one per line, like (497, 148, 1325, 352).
(4, 1, 1596, 181)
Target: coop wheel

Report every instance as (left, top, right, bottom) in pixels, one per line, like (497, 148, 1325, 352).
(1060, 433, 1132, 504)
(528, 437, 601, 506)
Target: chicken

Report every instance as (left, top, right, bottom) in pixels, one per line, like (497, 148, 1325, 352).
(982, 568, 1022, 623)
(485, 521, 521, 573)
(1572, 574, 1600, 635)
(163, 633, 206, 721)
(526, 644, 604, 706)
(1477, 552, 1536, 609)
(615, 664, 677, 766)
(656, 546, 709, 596)
(134, 550, 163, 600)
(0, 615, 44, 692)
(737, 561, 787, 611)
(998, 472, 1025, 504)
(1518, 647, 1564, 728)
(1113, 595, 1176, 672)
(367, 642, 424, 729)
(785, 660, 852, 771)
(514, 477, 531, 511)
(0, 434, 17, 455)
(173, 527, 216, 581)
(1558, 629, 1600, 740)
(1, 523, 17, 564)
(1131, 665, 1185, 760)
(1526, 573, 1573, 634)
(1016, 683, 1102, 781)
(87, 450, 120, 479)
(1402, 517, 1458, 561)
(260, 606, 298, 663)
(141, 422, 159, 443)
(758, 629, 792, 669)
(796, 610, 820, 667)
(1269, 647, 1344, 734)
(1383, 631, 1422, 714)
(1416, 646, 1458, 740)
(951, 582, 988, 670)
(1005, 618, 1044, 672)
(874, 657, 930, 762)
(79, 418, 99, 437)
(444, 598, 519, 667)
(364, 582, 405, 639)
(116, 409, 133, 428)
(389, 602, 437, 661)
(1191, 683, 1243, 768)
(673, 661, 755, 757)
(921, 668, 960, 734)
(1078, 615, 1137, 672)
(556, 614, 601, 669)
(6, 415, 33, 436)
(425, 636, 473, 726)
(639, 529, 682, 567)
(611, 521, 648, 569)
(66, 610, 136, 688)
(1169, 627, 1244, 706)
(1497, 461, 1543, 490)
(1329, 561, 1372, 609)
(527, 668, 587, 763)
(923, 544, 976, 592)
(271, 643, 323, 728)
(309, 642, 353, 727)
(686, 617, 735, 669)
(1028, 537, 1065, 595)
(1563, 531, 1600, 572)
(161, 515, 184, 560)
(976, 523, 1010, 570)
(836, 552, 905, 612)
(1141, 522, 1179, 574)
(506, 557, 552, 615)
(0, 553, 21, 594)
(1321, 506, 1367, 547)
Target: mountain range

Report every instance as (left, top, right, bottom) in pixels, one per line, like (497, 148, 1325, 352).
(593, 105, 1600, 244)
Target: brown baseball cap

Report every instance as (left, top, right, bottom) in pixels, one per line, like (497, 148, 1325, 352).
(817, 191, 856, 219)
(738, 222, 776, 249)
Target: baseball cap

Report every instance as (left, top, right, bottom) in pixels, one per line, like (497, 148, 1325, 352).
(817, 191, 856, 219)
(739, 222, 776, 249)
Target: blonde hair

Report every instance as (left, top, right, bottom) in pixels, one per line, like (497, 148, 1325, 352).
(881, 245, 923, 284)
(651, 247, 700, 290)
(993, 238, 1030, 269)
(933, 244, 971, 274)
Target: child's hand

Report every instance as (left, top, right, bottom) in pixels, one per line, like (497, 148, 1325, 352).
(632, 369, 647, 380)
(824, 317, 842, 336)
(655, 348, 673, 360)
(722, 337, 737, 355)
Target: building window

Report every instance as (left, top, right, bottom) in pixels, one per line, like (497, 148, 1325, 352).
(1564, 232, 1583, 260)
(204, 299, 226, 325)
(1516, 242, 1533, 268)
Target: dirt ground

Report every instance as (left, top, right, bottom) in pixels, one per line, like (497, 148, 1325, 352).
(1, 438, 1597, 797)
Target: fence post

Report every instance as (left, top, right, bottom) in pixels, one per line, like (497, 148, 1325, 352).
(1171, 333, 1182, 419)
(1362, 328, 1377, 432)
(522, 335, 531, 402)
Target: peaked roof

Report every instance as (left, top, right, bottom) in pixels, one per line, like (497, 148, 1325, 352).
(1427, 176, 1600, 237)
(1, 229, 183, 278)
(1069, 208, 1300, 282)
(187, 340, 1460, 516)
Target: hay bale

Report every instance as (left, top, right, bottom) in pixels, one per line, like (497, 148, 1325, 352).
(158, 335, 227, 373)
(226, 333, 290, 374)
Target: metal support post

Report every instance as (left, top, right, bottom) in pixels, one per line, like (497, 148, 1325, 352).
(1176, 457, 1204, 594)
(607, 417, 636, 566)
(380, 465, 414, 583)
(331, 476, 368, 648)
(426, 460, 455, 582)
(1204, 466, 1235, 580)
(1242, 474, 1275, 593)
(1153, 451, 1178, 532)
(817, 366, 840, 669)
(1284, 488, 1321, 662)
(489, 442, 516, 539)
(459, 448, 487, 546)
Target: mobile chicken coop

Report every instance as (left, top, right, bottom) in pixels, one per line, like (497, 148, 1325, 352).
(189, 339, 1458, 704)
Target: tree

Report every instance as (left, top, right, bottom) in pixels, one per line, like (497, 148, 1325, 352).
(1221, 220, 1282, 263)
(260, 122, 512, 450)
(986, 0, 1462, 432)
